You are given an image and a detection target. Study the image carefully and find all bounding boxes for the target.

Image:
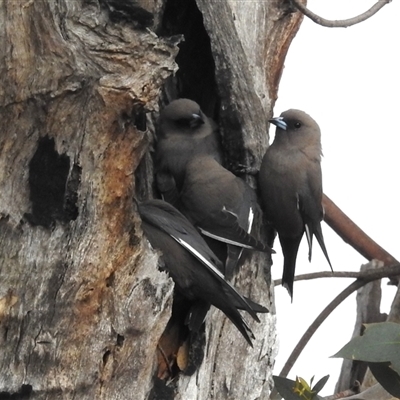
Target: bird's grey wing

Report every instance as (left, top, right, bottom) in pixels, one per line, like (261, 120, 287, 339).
(139, 201, 265, 321)
(138, 200, 221, 267)
(298, 162, 332, 269)
(297, 160, 321, 226)
(197, 208, 265, 249)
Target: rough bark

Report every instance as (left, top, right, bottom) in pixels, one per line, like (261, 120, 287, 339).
(172, 2, 304, 399)
(0, 0, 303, 398)
(196, 0, 303, 169)
(0, 1, 177, 398)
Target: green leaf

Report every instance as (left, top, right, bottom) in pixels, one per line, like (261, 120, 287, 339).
(368, 362, 400, 398)
(311, 375, 329, 394)
(272, 375, 300, 400)
(332, 322, 400, 375)
(273, 376, 302, 400)
(272, 376, 325, 400)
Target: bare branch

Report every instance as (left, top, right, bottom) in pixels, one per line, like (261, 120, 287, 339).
(278, 263, 400, 379)
(323, 194, 399, 284)
(275, 271, 358, 286)
(323, 384, 359, 400)
(274, 264, 400, 286)
(291, 0, 391, 28)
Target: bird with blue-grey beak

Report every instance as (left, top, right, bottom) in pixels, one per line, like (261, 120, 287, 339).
(155, 98, 222, 205)
(137, 199, 268, 346)
(259, 109, 332, 300)
(180, 154, 275, 279)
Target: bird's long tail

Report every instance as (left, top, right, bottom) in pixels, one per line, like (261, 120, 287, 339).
(306, 221, 333, 271)
(221, 306, 255, 347)
(314, 223, 333, 271)
(280, 235, 302, 301)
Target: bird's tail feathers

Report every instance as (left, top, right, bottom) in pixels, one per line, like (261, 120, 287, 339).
(282, 263, 295, 302)
(241, 296, 269, 314)
(314, 224, 333, 271)
(304, 223, 314, 262)
(280, 236, 302, 301)
(222, 284, 260, 322)
(222, 307, 255, 347)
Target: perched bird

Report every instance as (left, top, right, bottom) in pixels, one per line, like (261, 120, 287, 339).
(155, 99, 270, 277)
(155, 98, 222, 204)
(259, 109, 332, 299)
(180, 154, 274, 279)
(137, 199, 268, 346)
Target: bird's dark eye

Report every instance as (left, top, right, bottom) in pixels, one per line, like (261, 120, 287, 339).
(294, 122, 302, 128)
(175, 118, 191, 128)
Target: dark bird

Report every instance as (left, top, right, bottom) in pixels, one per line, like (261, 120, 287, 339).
(155, 99, 271, 277)
(137, 199, 268, 346)
(259, 109, 332, 299)
(155, 98, 222, 205)
(180, 154, 274, 279)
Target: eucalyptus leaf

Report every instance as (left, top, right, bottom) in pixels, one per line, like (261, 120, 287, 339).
(273, 376, 325, 400)
(368, 362, 400, 398)
(332, 322, 400, 374)
(311, 374, 329, 393)
(273, 376, 301, 400)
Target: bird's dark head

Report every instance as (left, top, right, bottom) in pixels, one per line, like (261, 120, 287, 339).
(270, 109, 319, 132)
(159, 98, 206, 135)
(269, 109, 321, 146)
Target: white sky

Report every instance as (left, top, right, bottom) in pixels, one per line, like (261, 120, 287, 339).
(272, 0, 400, 395)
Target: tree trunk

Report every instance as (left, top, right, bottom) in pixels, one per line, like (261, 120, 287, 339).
(0, 0, 302, 398)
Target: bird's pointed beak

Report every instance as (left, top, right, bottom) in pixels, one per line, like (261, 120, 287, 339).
(190, 113, 205, 128)
(269, 116, 287, 130)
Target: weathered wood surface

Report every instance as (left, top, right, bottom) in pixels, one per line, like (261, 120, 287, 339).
(0, 1, 177, 398)
(0, 0, 303, 398)
(172, 3, 303, 399)
(196, 0, 303, 170)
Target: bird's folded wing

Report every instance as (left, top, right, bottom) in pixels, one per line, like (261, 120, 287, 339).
(197, 208, 273, 253)
(138, 201, 263, 321)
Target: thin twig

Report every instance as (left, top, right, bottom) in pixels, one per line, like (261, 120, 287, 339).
(274, 265, 400, 286)
(278, 263, 400, 379)
(274, 271, 359, 286)
(323, 385, 359, 400)
(291, 0, 391, 28)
